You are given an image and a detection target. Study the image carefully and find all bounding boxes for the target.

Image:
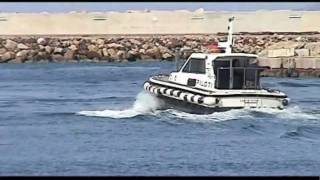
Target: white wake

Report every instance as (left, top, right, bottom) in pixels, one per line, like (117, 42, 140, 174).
(77, 91, 164, 118)
(77, 92, 319, 122)
(160, 105, 320, 123)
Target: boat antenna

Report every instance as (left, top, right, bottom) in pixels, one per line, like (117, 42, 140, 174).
(218, 16, 235, 53)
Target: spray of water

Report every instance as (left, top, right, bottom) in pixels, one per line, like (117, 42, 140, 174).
(77, 91, 164, 118)
(159, 105, 320, 123)
(77, 91, 319, 122)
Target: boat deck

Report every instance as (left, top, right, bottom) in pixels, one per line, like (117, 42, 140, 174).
(152, 74, 170, 82)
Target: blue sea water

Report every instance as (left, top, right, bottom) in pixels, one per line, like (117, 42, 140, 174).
(0, 61, 320, 176)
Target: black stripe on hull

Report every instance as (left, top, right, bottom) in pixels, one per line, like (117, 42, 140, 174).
(147, 81, 287, 99)
(157, 94, 242, 115)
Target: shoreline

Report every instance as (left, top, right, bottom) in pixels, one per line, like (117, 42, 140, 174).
(0, 34, 320, 77)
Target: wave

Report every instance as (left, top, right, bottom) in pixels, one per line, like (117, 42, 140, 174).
(77, 92, 319, 122)
(77, 91, 164, 119)
(250, 106, 320, 120)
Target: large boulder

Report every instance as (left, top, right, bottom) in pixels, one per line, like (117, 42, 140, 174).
(33, 51, 50, 61)
(129, 39, 142, 46)
(68, 44, 78, 51)
(86, 51, 101, 59)
(38, 45, 45, 50)
(139, 48, 146, 54)
(17, 43, 30, 50)
(0, 51, 15, 62)
(107, 49, 117, 59)
(62, 40, 71, 47)
(162, 52, 173, 60)
(96, 39, 105, 46)
(107, 43, 124, 49)
(45, 46, 53, 53)
(146, 47, 161, 59)
(5, 39, 18, 51)
(72, 39, 80, 46)
(0, 48, 7, 54)
(37, 38, 47, 45)
(87, 44, 99, 52)
(64, 50, 76, 60)
(127, 50, 138, 61)
(51, 54, 65, 62)
(53, 47, 64, 54)
(102, 48, 109, 57)
(117, 50, 126, 60)
(142, 44, 149, 50)
(15, 50, 29, 62)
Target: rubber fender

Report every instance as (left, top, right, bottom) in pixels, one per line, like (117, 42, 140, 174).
(203, 97, 217, 105)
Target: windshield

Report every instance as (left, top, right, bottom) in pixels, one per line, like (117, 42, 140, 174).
(213, 56, 263, 90)
(180, 58, 206, 74)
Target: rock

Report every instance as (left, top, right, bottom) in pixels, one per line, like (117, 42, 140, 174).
(162, 52, 173, 60)
(96, 39, 105, 45)
(158, 46, 171, 54)
(107, 49, 117, 59)
(139, 49, 146, 54)
(33, 51, 50, 61)
(37, 38, 47, 45)
(142, 44, 149, 50)
(16, 50, 29, 58)
(102, 48, 109, 57)
(45, 46, 53, 53)
(5, 39, 18, 50)
(16, 50, 29, 62)
(0, 48, 7, 54)
(0, 51, 15, 62)
(62, 40, 71, 47)
(123, 41, 131, 48)
(129, 39, 142, 46)
(72, 40, 80, 45)
(107, 43, 124, 49)
(53, 47, 64, 54)
(127, 50, 138, 61)
(17, 43, 30, 50)
(51, 54, 65, 62)
(64, 50, 76, 60)
(86, 51, 101, 59)
(68, 44, 78, 51)
(39, 45, 45, 50)
(87, 44, 99, 52)
(117, 50, 126, 60)
(146, 47, 161, 59)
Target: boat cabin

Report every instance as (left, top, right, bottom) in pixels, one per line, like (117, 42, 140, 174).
(169, 53, 266, 91)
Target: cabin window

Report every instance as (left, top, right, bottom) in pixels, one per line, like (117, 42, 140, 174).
(213, 56, 262, 90)
(181, 58, 206, 74)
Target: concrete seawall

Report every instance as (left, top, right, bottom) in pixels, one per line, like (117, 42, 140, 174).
(0, 10, 320, 35)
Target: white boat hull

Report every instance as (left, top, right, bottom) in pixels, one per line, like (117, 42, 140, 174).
(144, 80, 289, 114)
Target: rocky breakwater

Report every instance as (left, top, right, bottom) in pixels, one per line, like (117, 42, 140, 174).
(0, 37, 180, 63)
(0, 34, 320, 64)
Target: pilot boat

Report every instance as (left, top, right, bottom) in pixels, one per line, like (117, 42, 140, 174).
(143, 17, 289, 114)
